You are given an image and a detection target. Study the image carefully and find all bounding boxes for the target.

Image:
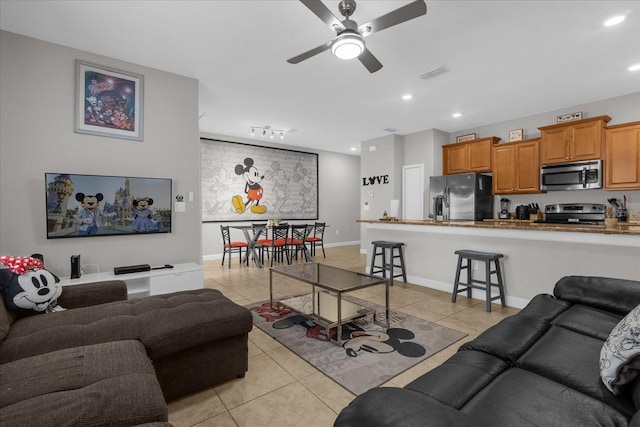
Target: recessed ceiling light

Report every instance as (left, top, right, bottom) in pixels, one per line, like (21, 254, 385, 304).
(452, 112, 462, 118)
(402, 94, 413, 100)
(604, 14, 626, 27)
(629, 63, 640, 71)
(350, 147, 357, 151)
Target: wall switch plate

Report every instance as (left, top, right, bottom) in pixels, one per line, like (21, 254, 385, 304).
(188, 191, 194, 202)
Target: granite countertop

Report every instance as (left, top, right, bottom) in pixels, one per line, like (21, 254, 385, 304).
(357, 218, 640, 236)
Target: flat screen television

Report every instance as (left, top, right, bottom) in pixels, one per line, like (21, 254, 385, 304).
(45, 173, 172, 239)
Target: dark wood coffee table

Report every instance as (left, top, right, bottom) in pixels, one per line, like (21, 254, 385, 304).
(269, 263, 389, 345)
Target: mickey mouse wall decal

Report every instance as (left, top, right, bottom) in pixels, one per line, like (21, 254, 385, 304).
(232, 157, 267, 214)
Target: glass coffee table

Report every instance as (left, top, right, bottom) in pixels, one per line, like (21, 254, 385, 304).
(269, 263, 389, 345)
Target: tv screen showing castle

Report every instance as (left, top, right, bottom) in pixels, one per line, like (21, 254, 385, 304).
(45, 173, 172, 239)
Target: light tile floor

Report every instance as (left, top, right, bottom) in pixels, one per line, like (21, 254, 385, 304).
(168, 245, 520, 427)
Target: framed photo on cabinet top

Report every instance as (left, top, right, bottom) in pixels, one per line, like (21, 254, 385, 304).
(456, 133, 476, 143)
(556, 111, 582, 124)
(509, 129, 523, 142)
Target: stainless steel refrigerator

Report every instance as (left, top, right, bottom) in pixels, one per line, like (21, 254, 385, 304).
(429, 173, 493, 221)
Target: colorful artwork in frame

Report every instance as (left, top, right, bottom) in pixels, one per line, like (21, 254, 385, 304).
(74, 60, 144, 141)
(201, 139, 318, 222)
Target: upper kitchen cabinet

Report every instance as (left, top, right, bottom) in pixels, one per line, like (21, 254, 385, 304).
(492, 138, 541, 194)
(539, 116, 611, 165)
(605, 121, 640, 190)
(443, 136, 500, 175)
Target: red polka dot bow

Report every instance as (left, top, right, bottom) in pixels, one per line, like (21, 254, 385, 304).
(0, 255, 44, 275)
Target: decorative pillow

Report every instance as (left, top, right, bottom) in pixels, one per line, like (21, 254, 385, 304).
(600, 304, 640, 395)
(0, 257, 65, 315)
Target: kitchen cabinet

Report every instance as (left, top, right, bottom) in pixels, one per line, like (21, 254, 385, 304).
(539, 116, 611, 165)
(492, 138, 541, 194)
(605, 121, 640, 190)
(443, 136, 500, 175)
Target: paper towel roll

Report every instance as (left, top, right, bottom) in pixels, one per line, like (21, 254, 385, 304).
(390, 199, 400, 218)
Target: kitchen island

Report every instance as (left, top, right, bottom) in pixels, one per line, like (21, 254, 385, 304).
(359, 219, 640, 308)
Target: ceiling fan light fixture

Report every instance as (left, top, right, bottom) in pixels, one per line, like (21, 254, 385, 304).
(331, 32, 364, 60)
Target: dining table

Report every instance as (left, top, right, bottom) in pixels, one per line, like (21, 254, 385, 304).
(230, 224, 316, 268)
(230, 225, 263, 268)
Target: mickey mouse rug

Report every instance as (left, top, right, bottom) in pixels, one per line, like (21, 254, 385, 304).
(247, 296, 467, 395)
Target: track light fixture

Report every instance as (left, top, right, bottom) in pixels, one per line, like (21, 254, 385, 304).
(250, 125, 285, 140)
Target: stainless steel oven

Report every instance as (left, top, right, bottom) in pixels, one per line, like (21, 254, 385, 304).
(540, 159, 603, 191)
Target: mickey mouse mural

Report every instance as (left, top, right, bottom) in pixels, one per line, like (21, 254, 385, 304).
(232, 157, 267, 214)
(0, 255, 65, 314)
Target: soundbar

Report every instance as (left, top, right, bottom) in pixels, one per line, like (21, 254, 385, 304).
(114, 264, 151, 275)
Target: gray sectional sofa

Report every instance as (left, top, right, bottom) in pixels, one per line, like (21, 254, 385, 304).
(0, 280, 253, 426)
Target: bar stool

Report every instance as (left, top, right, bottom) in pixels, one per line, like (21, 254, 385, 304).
(369, 241, 407, 285)
(452, 250, 506, 312)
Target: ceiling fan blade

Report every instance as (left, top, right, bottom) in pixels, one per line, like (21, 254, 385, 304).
(358, 0, 426, 37)
(287, 41, 332, 64)
(300, 0, 345, 32)
(358, 48, 383, 73)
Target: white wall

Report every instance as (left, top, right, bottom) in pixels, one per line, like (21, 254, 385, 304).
(199, 133, 361, 259)
(0, 31, 202, 276)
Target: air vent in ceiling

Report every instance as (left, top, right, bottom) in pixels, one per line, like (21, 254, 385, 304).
(419, 66, 448, 80)
(383, 128, 398, 133)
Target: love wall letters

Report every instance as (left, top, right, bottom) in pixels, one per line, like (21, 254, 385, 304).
(362, 175, 389, 186)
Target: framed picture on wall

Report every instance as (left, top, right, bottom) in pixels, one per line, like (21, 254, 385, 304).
(74, 60, 144, 141)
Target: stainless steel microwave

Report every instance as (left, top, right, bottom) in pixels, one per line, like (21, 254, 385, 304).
(540, 159, 603, 191)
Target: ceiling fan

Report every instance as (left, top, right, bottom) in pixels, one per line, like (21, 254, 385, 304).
(287, 0, 427, 73)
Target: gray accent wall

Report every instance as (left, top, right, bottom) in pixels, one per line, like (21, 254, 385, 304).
(0, 31, 202, 276)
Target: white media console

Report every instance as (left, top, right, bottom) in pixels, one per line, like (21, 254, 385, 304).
(59, 262, 203, 298)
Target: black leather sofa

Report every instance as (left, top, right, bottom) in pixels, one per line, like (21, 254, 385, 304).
(335, 276, 640, 427)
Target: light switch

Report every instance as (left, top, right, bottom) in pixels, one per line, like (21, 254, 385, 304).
(188, 192, 194, 202)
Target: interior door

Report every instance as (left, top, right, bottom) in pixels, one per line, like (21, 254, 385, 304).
(402, 164, 424, 220)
